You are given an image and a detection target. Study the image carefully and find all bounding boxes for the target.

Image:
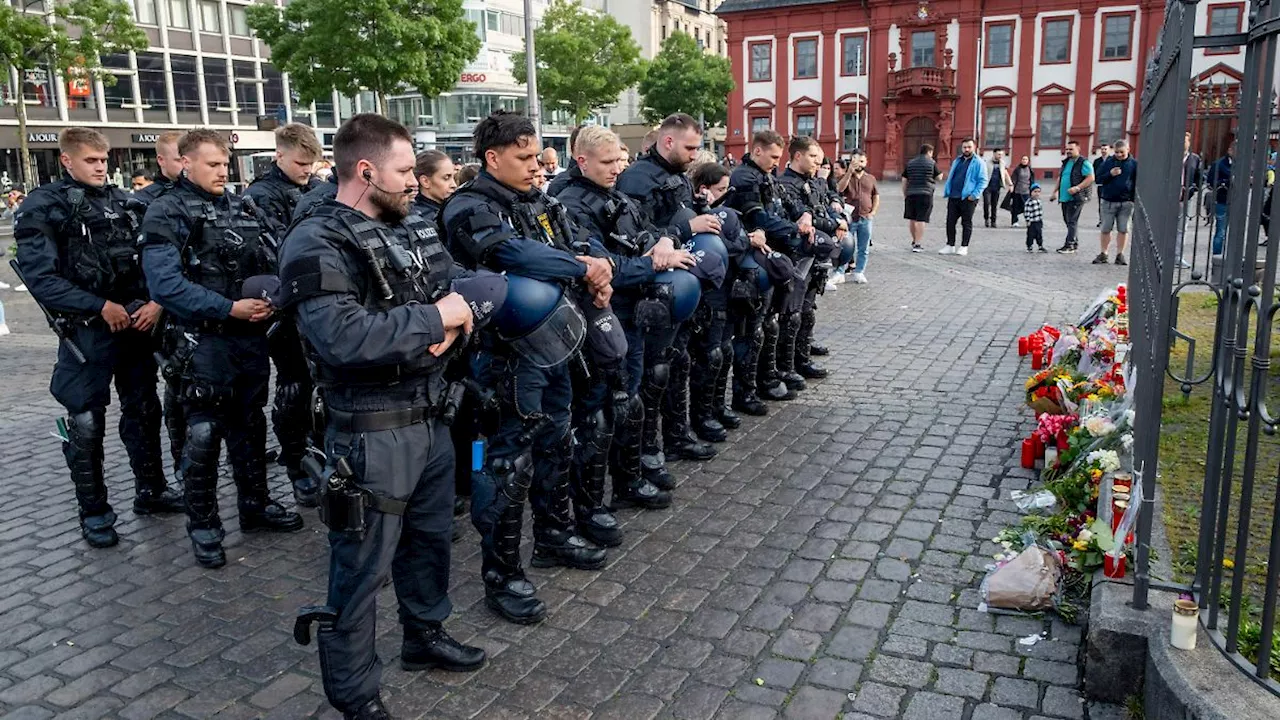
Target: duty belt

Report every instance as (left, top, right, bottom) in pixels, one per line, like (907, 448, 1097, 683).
(327, 406, 434, 432)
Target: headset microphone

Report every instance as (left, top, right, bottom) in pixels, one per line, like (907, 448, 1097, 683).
(363, 168, 416, 196)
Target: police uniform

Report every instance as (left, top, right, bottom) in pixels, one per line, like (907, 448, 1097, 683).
(552, 165, 678, 545)
(295, 176, 338, 220)
(244, 163, 322, 506)
(281, 199, 486, 719)
(441, 170, 607, 625)
(140, 177, 304, 568)
(724, 158, 808, 402)
(132, 169, 187, 479)
(616, 147, 717, 480)
(776, 167, 838, 379)
(14, 177, 184, 547)
(697, 202, 751, 431)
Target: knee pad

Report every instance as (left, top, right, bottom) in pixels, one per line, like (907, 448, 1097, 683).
(707, 346, 724, 374)
(273, 381, 305, 411)
(647, 363, 671, 391)
(68, 409, 107, 440)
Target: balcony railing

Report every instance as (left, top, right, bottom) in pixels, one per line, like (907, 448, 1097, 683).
(886, 66, 956, 97)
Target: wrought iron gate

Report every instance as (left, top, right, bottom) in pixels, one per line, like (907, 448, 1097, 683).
(1133, 0, 1280, 695)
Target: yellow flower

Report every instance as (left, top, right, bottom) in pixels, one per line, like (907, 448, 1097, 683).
(1224, 559, 1236, 569)
(1090, 469, 1103, 482)
(1073, 540, 1089, 551)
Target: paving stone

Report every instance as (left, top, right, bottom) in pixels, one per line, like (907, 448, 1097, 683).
(934, 667, 989, 699)
(807, 657, 861, 690)
(1042, 685, 1086, 719)
(851, 682, 905, 717)
(991, 676, 1042, 710)
(869, 655, 933, 688)
(902, 691, 967, 720)
(846, 600, 893, 629)
(973, 650, 1023, 676)
(827, 626, 878, 662)
(1023, 658, 1080, 686)
(783, 686, 848, 719)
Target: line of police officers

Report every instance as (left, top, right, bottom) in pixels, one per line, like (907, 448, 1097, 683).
(14, 112, 851, 720)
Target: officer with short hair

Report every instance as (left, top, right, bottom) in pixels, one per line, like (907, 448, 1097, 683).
(15, 127, 184, 548)
(134, 130, 185, 205)
(441, 111, 610, 624)
(552, 124, 698, 544)
(140, 128, 304, 569)
(616, 113, 721, 486)
(281, 113, 486, 720)
(776, 136, 840, 380)
(724, 130, 813, 402)
(244, 123, 324, 506)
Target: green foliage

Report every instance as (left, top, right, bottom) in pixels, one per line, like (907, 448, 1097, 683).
(639, 31, 734, 125)
(511, 0, 645, 124)
(247, 0, 480, 111)
(1235, 620, 1280, 681)
(0, 0, 147, 187)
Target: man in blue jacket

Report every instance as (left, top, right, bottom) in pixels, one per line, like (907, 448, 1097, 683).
(940, 138, 988, 255)
(1208, 143, 1234, 255)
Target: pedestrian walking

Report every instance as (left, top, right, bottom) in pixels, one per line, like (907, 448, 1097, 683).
(1024, 183, 1047, 253)
(1094, 144, 1111, 227)
(901, 143, 941, 252)
(1010, 155, 1033, 226)
(1177, 132, 1202, 268)
(939, 139, 988, 255)
(1055, 140, 1094, 254)
(838, 150, 878, 282)
(982, 149, 1011, 228)
(1207, 143, 1234, 255)
(1093, 139, 1137, 266)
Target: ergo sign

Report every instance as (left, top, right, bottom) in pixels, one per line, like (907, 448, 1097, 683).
(459, 73, 487, 84)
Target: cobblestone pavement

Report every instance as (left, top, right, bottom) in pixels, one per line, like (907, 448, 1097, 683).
(0, 188, 1133, 719)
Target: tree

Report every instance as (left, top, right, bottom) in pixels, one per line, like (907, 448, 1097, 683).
(247, 0, 480, 116)
(512, 0, 645, 125)
(639, 32, 734, 127)
(0, 0, 146, 189)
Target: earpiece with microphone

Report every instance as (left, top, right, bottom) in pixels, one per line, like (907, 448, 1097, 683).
(363, 169, 415, 196)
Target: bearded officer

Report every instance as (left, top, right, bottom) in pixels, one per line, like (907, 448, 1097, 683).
(280, 114, 486, 720)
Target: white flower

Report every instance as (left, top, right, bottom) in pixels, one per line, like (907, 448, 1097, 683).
(1121, 433, 1134, 451)
(1083, 416, 1117, 437)
(1088, 449, 1122, 472)
(1077, 528, 1093, 543)
(1124, 409, 1136, 426)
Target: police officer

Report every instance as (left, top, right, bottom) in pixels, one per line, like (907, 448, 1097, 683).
(412, 149, 457, 222)
(724, 130, 814, 402)
(132, 130, 188, 480)
(134, 130, 185, 205)
(140, 129, 304, 569)
(243, 123, 324, 507)
(690, 161, 768, 425)
(14, 128, 184, 548)
(441, 111, 609, 624)
(552, 125, 697, 544)
(296, 173, 338, 220)
(616, 114, 720, 487)
(281, 114, 485, 720)
(776, 136, 841, 380)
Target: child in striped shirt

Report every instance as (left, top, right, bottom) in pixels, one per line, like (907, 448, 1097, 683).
(1024, 184, 1047, 253)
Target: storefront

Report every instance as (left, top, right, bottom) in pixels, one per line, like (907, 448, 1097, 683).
(0, 126, 278, 190)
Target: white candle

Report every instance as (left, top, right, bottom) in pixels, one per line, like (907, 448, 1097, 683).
(1170, 599, 1199, 650)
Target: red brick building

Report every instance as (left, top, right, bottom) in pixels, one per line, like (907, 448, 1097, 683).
(716, 0, 1248, 177)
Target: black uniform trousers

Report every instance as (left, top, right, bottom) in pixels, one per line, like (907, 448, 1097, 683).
(179, 332, 271, 527)
(317, 418, 454, 713)
(51, 322, 165, 515)
(267, 324, 316, 475)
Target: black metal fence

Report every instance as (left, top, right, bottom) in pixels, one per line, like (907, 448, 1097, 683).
(1133, 0, 1280, 696)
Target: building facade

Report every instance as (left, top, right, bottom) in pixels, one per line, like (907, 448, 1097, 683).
(611, 0, 730, 126)
(717, 0, 1248, 178)
(386, 0, 579, 161)
(0, 0, 363, 189)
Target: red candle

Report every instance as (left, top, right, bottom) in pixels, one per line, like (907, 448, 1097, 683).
(1033, 434, 1045, 459)
(1104, 552, 1126, 579)
(1031, 352, 1043, 370)
(1021, 438, 1035, 468)
(1018, 336, 1029, 356)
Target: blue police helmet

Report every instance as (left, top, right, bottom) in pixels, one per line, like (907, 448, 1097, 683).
(738, 250, 772, 294)
(836, 232, 856, 267)
(671, 206, 698, 241)
(684, 231, 729, 288)
(492, 275, 565, 338)
(653, 269, 702, 323)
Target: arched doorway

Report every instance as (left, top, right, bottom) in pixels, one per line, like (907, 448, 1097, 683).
(903, 116, 937, 162)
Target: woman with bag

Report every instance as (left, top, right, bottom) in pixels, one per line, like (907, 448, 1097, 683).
(1009, 156, 1034, 227)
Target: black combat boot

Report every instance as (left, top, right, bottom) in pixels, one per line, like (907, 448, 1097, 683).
(809, 343, 830, 356)
(776, 311, 807, 391)
(229, 413, 304, 533)
(639, 365, 675, 491)
(531, 474, 608, 570)
(480, 459, 547, 624)
(794, 304, 829, 380)
(65, 410, 118, 548)
(119, 393, 186, 516)
(344, 696, 392, 720)
(733, 324, 770, 416)
(570, 410, 622, 547)
(713, 351, 742, 429)
(610, 395, 673, 509)
(758, 316, 797, 401)
(182, 420, 226, 568)
(689, 344, 728, 442)
(401, 623, 486, 672)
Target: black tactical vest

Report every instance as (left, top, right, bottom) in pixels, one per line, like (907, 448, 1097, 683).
(456, 175, 587, 256)
(301, 204, 453, 387)
(63, 185, 147, 302)
(178, 193, 273, 301)
(562, 177, 652, 257)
